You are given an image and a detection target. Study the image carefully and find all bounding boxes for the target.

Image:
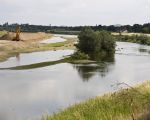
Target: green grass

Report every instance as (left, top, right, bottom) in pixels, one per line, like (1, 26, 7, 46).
(113, 33, 150, 46)
(0, 57, 96, 70)
(0, 31, 7, 37)
(42, 82, 150, 120)
(44, 41, 67, 47)
(8, 59, 66, 70)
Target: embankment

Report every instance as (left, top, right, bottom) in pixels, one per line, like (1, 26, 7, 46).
(43, 81, 150, 120)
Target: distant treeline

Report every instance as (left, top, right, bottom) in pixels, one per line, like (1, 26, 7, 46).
(0, 22, 150, 34)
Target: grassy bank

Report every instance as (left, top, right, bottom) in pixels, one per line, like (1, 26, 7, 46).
(0, 31, 7, 37)
(112, 32, 150, 46)
(43, 81, 150, 120)
(112, 32, 150, 37)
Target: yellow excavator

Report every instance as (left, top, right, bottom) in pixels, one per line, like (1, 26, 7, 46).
(12, 26, 21, 41)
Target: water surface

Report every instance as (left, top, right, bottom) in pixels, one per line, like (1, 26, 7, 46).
(0, 50, 74, 68)
(40, 37, 67, 44)
(54, 34, 78, 38)
(0, 41, 150, 120)
(40, 34, 77, 44)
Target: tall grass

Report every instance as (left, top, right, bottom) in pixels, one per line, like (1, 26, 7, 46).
(43, 82, 150, 120)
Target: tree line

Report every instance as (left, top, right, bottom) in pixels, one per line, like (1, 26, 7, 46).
(0, 22, 150, 34)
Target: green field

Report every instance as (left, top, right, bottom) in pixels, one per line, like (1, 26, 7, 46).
(43, 82, 150, 120)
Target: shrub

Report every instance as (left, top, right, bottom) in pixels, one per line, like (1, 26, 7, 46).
(77, 27, 115, 60)
(71, 51, 89, 60)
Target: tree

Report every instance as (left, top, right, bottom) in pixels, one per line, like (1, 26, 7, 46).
(77, 27, 97, 54)
(132, 24, 142, 33)
(77, 27, 116, 60)
(142, 27, 149, 33)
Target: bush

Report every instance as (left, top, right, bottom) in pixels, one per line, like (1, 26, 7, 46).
(76, 27, 116, 60)
(76, 27, 97, 54)
(137, 35, 150, 44)
(71, 51, 89, 60)
(146, 39, 150, 45)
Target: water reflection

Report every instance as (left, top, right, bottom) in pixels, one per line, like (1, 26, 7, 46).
(138, 48, 150, 54)
(116, 42, 150, 56)
(0, 41, 150, 120)
(15, 53, 20, 61)
(15, 53, 21, 67)
(73, 54, 115, 81)
(73, 62, 114, 81)
(0, 50, 74, 68)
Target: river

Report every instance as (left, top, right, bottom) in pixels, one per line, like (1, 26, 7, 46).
(0, 35, 150, 120)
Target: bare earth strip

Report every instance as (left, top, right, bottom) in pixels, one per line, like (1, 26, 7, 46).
(0, 32, 76, 62)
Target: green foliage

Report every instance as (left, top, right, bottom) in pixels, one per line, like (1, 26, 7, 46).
(1, 23, 150, 34)
(142, 27, 149, 33)
(98, 31, 116, 52)
(76, 27, 115, 60)
(77, 27, 96, 54)
(116, 34, 150, 45)
(146, 39, 150, 45)
(71, 51, 89, 60)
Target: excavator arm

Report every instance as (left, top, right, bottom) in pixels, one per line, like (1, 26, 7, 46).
(12, 26, 21, 41)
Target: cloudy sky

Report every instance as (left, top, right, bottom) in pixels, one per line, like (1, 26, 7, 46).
(0, 0, 150, 26)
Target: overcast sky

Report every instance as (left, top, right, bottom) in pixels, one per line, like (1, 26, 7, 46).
(0, 0, 150, 26)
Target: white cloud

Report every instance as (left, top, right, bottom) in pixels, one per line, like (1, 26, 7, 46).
(148, 0, 150, 3)
(0, 0, 150, 25)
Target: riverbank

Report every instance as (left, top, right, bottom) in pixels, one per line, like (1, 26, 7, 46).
(43, 81, 150, 120)
(112, 32, 150, 46)
(1, 32, 150, 62)
(112, 32, 150, 37)
(0, 34, 76, 62)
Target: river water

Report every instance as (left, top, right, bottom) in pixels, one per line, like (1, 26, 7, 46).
(39, 34, 77, 44)
(0, 36, 150, 120)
